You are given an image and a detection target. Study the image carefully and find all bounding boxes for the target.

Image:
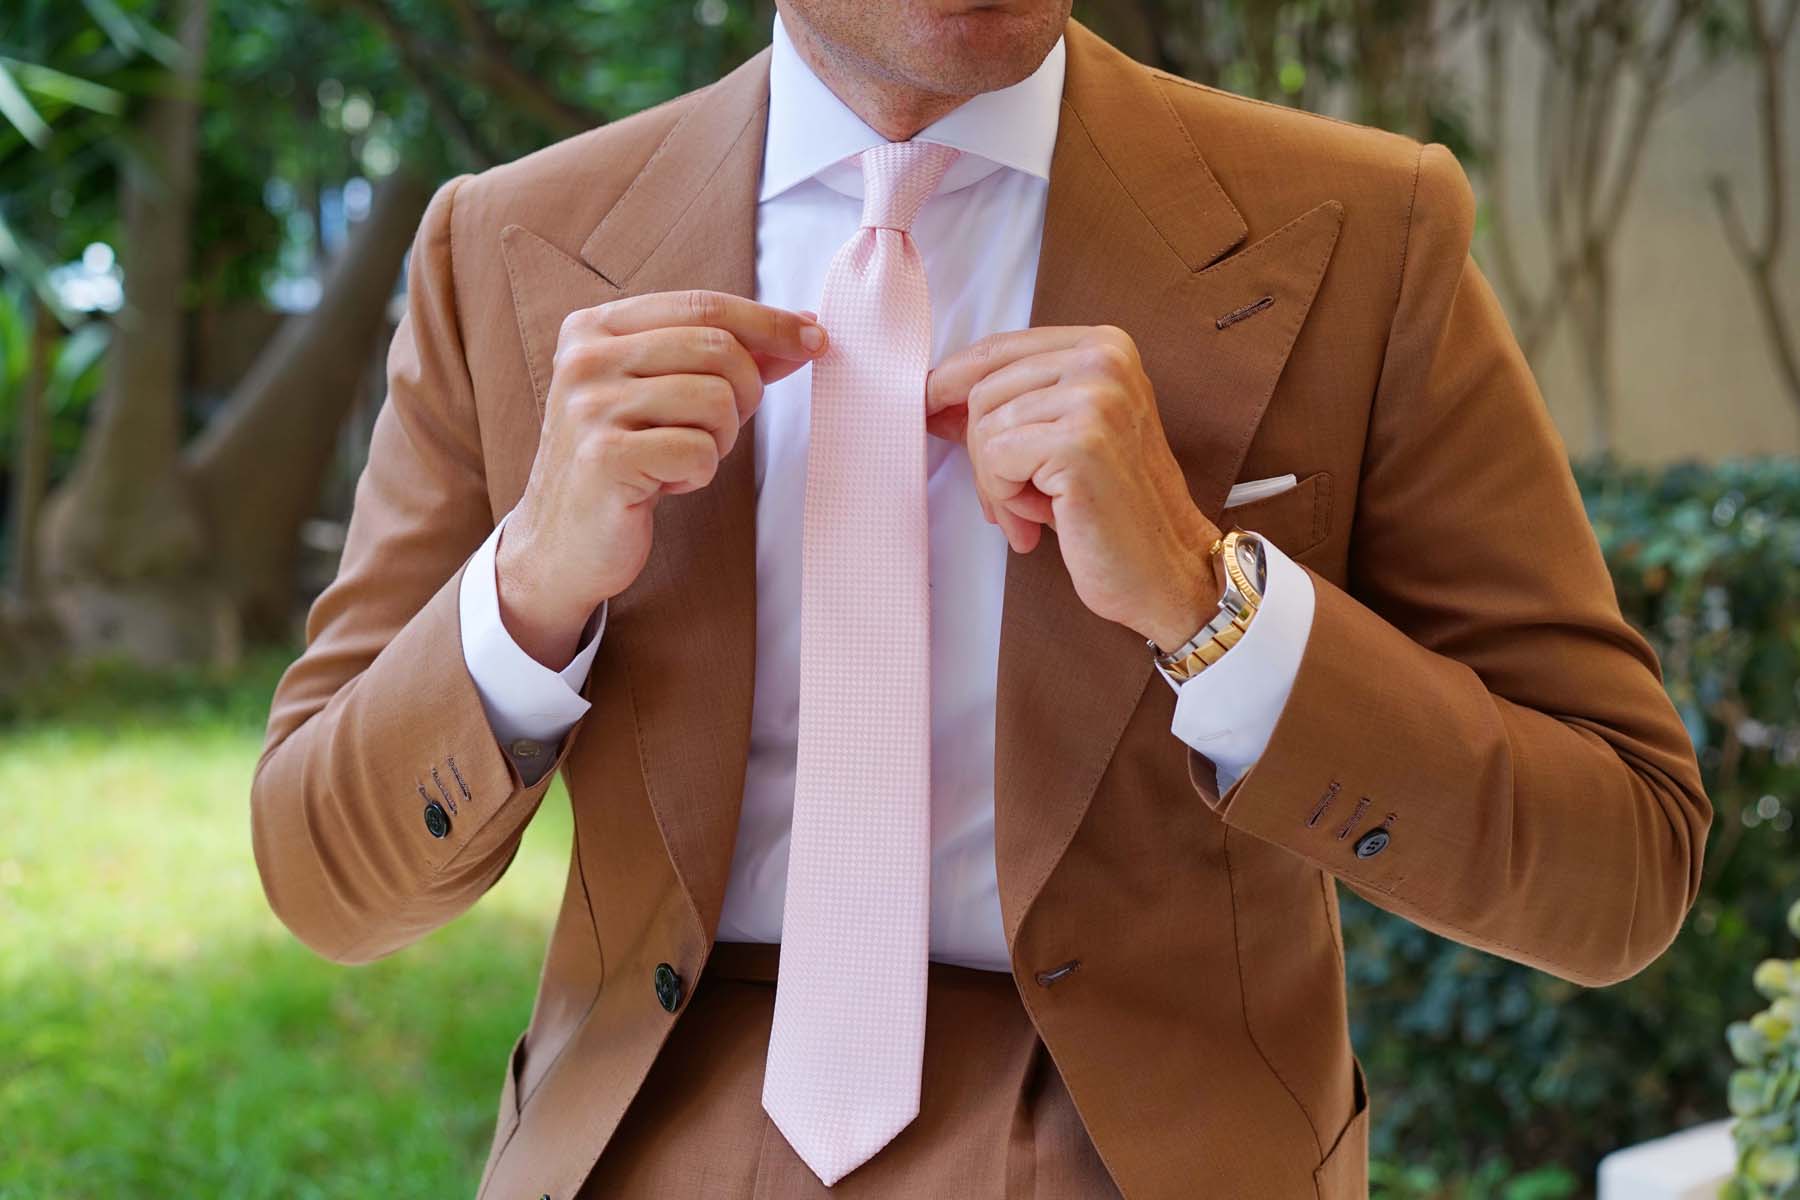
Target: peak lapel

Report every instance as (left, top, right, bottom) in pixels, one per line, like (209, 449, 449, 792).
(500, 47, 772, 940)
(994, 22, 1345, 947)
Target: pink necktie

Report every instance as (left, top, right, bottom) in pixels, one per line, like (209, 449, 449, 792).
(762, 140, 960, 1186)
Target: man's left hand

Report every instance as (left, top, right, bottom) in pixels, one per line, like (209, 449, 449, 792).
(925, 325, 1224, 651)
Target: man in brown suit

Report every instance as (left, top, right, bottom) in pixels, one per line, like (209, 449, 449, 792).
(251, 2, 1711, 1196)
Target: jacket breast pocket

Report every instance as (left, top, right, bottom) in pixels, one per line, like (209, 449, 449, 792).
(1221, 470, 1332, 559)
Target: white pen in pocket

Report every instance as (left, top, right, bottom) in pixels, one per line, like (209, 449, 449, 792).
(1223, 473, 1298, 509)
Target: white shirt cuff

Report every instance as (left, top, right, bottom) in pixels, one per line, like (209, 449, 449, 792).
(458, 511, 606, 751)
(1164, 534, 1315, 792)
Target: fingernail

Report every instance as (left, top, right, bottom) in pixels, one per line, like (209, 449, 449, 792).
(800, 323, 826, 353)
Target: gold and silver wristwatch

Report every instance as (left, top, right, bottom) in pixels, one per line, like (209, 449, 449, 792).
(1149, 529, 1268, 684)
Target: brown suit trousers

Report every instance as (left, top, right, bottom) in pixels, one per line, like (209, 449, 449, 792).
(578, 942, 1121, 1198)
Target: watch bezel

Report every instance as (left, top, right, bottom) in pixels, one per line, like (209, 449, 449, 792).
(1149, 529, 1268, 682)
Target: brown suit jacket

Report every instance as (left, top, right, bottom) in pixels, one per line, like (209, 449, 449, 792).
(251, 19, 1712, 1200)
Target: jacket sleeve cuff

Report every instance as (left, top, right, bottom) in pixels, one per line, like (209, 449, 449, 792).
(1166, 534, 1316, 790)
(458, 511, 605, 754)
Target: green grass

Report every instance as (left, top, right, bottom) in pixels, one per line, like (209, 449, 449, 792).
(0, 652, 573, 1199)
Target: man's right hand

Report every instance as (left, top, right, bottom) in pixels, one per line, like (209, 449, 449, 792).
(496, 290, 828, 669)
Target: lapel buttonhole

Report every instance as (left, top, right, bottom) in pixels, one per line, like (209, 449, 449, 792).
(1215, 294, 1276, 331)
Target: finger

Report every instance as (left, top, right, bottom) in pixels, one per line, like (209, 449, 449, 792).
(925, 327, 1088, 418)
(968, 380, 1080, 442)
(616, 425, 721, 497)
(983, 421, 1069, 496)
(1004, 488, 1056, 526)
(969, 421, 1066, 555)
(974, 485, 996, 525)
(965, 350, 1084, 428)
(758, 351, 816, 387)
(962, 386, 1069, 543)
(994, 503, 1041, 553)
(578, 289, 829, 365)
(966, 462, 1039, 551)
(926, 403, 970, 444)
(962, 441, 1035, 547)
(606, 373, 741, 461)
(611, 326, 765, 422)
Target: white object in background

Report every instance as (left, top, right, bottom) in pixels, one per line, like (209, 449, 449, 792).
(1224, 473, 1298, 508)
(1596, 1119, 1734, 1199)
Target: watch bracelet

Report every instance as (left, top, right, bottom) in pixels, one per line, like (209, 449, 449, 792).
(1149, 529, 1262, 680)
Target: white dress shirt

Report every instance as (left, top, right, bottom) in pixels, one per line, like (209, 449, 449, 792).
(457, 12, 1316, 972)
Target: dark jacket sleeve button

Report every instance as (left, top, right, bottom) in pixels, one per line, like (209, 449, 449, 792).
(422, 801, 451, 839)
(653, 962, 684, 1013)
(1353, 828, 1389, 858)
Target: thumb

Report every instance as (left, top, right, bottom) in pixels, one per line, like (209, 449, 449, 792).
(925, 401, 969, 443)
(757, 352, 816, 385)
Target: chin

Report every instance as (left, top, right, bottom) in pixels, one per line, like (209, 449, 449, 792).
(897, 2, 1067, 95)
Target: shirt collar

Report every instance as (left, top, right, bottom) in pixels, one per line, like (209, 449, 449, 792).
(759, 10, 1066, 203)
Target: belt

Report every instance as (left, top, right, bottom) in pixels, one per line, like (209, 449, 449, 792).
(702, 940, 1015, 988)
(704, 939, 784, 983)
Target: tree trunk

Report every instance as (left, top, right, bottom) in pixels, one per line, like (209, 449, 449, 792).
(0, 297, 65, 688)
(6, 296, 53, 611)
(184, 168, 432, 640)
(38, 0, 226, 666)
(1572, 243, 1616, 454)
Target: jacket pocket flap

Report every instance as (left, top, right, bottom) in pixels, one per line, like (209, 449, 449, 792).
(1220, 470, 1332, 558)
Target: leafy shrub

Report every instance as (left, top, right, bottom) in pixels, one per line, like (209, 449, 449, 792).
(1723, 899, 1800, 1199)
(1347, 457, 1800, 1193)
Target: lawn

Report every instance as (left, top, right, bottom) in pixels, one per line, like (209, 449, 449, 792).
(0, 653, 572, 1199)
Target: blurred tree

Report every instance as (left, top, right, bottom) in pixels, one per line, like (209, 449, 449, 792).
(38, 0, 218, 663)
(1479, 0, 1727, 453)
(1709, 0, 1799, 421)
(0, 0, 167, 624)
(1075, 0, 1480, 147)
(8, 0, 768, 661)
(1081, 0, 1762, 457)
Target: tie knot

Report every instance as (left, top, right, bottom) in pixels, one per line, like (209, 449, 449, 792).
(857, 141, 960, 232)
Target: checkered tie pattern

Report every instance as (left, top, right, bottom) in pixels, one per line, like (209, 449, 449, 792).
(761, 139, 960, 1187)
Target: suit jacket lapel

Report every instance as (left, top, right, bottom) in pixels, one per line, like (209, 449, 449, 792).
(993, 22, 1344, 947)
(501, 47, 773, 939)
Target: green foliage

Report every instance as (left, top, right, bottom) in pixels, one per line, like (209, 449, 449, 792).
(5, 1, 773, 306)
(1722, 899, 1800, 1200)
(0, 260, 106, 589)
(0, 280, 108, 540)
(1371, 1158, 1580, 1200)
(0, 0, 170, 289)
(1345, 457, 1800, 1187)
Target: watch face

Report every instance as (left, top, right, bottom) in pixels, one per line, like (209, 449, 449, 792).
(1234, 536, 1268, 594)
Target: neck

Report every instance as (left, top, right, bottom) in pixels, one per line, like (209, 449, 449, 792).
(777, 7, 970, 141)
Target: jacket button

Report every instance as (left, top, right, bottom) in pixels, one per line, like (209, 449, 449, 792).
(652, 962, 684, 1013)
(1353, 828, 1390, 858)
(422, 801, 451, 839)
